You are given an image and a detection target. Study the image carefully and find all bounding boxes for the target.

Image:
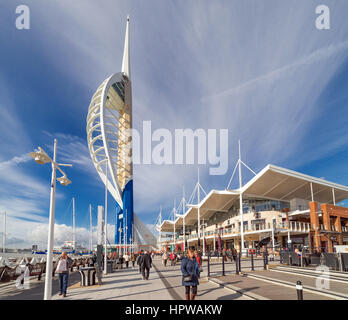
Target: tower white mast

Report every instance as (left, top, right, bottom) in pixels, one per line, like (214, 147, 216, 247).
(121, 15, 131, 79)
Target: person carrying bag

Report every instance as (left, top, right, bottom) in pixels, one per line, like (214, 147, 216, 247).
(56, 251, 72, 298)
(181, 248, 200, 300)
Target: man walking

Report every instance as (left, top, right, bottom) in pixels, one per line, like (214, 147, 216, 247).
(141, 251, 152, 280)
(137, 251, 143, 274)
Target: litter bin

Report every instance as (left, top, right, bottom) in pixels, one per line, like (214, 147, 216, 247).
(107, 260, 113, 273)
(79, 267, 96, 286)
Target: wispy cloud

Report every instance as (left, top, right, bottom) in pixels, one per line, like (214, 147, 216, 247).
(202, 40, 348, 102)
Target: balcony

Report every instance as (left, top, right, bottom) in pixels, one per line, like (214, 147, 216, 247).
(288, 221, 311, 232)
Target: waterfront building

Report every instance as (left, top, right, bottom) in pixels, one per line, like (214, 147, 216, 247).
(158, 164, 348, 253)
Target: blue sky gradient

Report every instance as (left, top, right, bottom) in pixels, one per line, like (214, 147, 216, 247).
(0, 0, 347, 248)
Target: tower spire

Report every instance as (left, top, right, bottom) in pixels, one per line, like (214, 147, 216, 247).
(121, 15, 131, 79)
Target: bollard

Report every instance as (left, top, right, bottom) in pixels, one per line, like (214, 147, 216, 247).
(207, 253, 210, 277)
(222, 254, 225, 276)
(251, 250, 254, 271)
(296, 280, 303, 300)
(280, 250, 283, 264)
(263, 252, 267, 270)
(235, 254, 239, 274)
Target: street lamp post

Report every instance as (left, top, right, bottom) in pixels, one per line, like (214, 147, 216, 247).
(104, 158, 108, 275)
(29, 139, 72, 300)
(118, 226, 122, 254)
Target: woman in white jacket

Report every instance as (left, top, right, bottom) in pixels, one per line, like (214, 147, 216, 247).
(56, 252, 72, 297)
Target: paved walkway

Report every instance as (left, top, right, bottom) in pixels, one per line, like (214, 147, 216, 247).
(51, 257, 250, 300)
(0, 273, 81, 300)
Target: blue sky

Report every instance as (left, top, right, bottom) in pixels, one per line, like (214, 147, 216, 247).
(0, 0, 347, 248)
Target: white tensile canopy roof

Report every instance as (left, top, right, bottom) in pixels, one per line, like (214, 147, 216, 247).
(241, 164, 348, 204)
(158, 164, 348, 232)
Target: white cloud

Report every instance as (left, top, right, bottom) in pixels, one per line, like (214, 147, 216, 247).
(2, 215, 116, 250)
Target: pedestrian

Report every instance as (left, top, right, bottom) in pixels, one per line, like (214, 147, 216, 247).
(162, 251, 168, 267)
(194, 250, 203, 274)
(140, 251, 152, 280)
(56, 251, 73, 298)
(137, 252, 143, 274)
(181, 248, 200, 300)
(232, 247, 237, 262)
(92, 252, 97, 264)
(170, 252, 174, 266)
(227, 249, 233, 262)
(124, 252, 130, 268)
(119, 254, 124, 269)
(131, 253, 136, 267)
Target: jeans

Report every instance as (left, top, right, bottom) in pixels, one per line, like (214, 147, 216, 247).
(58, 272, 69, 294)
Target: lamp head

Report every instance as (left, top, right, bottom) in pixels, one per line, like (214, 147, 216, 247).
(57, 175, 72, 186)
(29, 148, 50, 165)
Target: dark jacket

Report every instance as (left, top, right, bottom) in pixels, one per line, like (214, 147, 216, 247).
(136, 254, 143, 265)
(141, 254, 152, 269)
(181, 257, 200, 286)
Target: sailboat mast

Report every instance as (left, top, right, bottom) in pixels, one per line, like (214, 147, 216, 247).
(72, 197, 75, 251)
(89, 204, 92, 252)
(2, 212, 6, 253)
